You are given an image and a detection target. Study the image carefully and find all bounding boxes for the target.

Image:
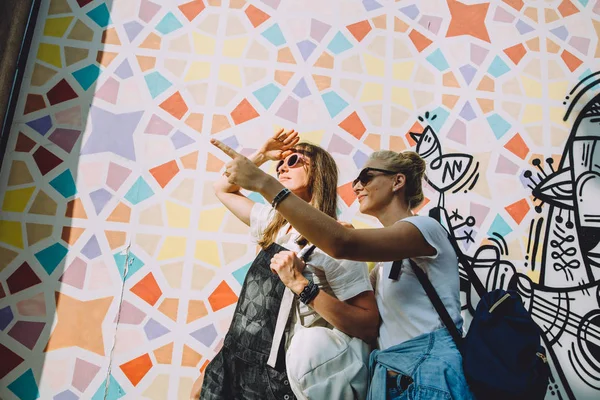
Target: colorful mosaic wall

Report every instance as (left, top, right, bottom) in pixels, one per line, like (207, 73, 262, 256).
(0, 0, 599, 399)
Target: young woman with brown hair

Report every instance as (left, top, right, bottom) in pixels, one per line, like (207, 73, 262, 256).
(196, 130, 378, 400)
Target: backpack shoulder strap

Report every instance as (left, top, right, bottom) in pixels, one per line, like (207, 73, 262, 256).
(393, 259, 464, 347)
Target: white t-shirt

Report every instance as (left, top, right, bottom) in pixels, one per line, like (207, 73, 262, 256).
(372, 216, 463, 350)
(250, 203, 372, 331)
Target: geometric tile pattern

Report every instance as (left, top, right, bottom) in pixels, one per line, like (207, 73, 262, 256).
(0, 0, 599, 398)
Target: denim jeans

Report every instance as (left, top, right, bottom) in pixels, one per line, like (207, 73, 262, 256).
(367, 328, 474, 400)
(200, 244, 296, 400)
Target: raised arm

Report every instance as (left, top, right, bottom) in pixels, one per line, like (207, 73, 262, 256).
(213, 129, 298, 226)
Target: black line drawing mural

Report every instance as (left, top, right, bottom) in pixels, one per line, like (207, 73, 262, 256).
(409, 72, 600, 400)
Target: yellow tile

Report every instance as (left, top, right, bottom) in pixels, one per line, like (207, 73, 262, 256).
(521, 104, 543, 124)
(218, 64, 242, 87)
(548, 81, 569, 101)
(195, 240, 221, 267)
(193, 32, 216, 55)
(198, 207, 227, 231)
(0, 220, 24, 249)
(360, 82, 384, 102)
(166, 201, 191, 228)
(2, 187, 36, 213)
(391, 87, 413, 109)
(223, 37, 248, 58)
(185, 61, 211, 82)
(363, 53, 385, 77)
(520, 76, 542, 98)
(392, 61, 414, 81)
(44, 16, 74, 38)
(158, 236, 187, 260)
(37, 43, 62, 68)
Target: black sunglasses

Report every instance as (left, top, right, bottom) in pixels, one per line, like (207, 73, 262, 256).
(276, 153, 307, 176)
(352, 167, 398, 188)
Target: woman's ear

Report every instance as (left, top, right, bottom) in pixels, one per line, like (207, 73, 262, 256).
(393, 174, 406, 192)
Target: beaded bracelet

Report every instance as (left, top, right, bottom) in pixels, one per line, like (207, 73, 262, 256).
(271, 188, 291, 209)
(298, 279, 320, 305)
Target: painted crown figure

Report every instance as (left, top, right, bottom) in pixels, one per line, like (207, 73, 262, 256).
(409, 73, 600, 400)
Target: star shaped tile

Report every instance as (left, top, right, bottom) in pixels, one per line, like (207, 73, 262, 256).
(45, 292, 113, 356)
(446, 0, 490, 43)
(81, 105, 144, 161)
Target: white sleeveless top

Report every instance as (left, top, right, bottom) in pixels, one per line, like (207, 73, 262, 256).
(372, 216, 464, 350)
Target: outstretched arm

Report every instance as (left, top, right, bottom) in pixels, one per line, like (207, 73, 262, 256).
(212, 139, 434, 262)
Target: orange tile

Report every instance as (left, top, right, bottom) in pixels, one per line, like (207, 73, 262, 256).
(504, 133, 529, 160)
(277, 47, 296, 64)
(105, 230, 127, 250)
(503, 0, 524, 11)
(526, 37, 540, 51)
(313, 52, 333, 68)
(477, 75, 495, 91)
(477, 98, 494, 114)
(364, 134, 380, 151)
(179, 0, 206, 21)
(230, 0, 245, 8)
(443, 72, 460, 88)
(65, 198, 87, 219)
(131, 273, 163, 306)
(107, 202, 131, 223)
(274, 70, 294, 85)
(394, 17, 409, 33)
(408, 30, 432, 52)
(337, 182, 355, 207)
(158, 298, 179, 321)
(137, 55, 156, 72)
(211, 114, 231, 134)
(561, 50, 582, 72)
(504, 43, 527, 65)
(96, 51, 118, 67)
(524, 7, 538, 22)
(140, 33, 161, 49)
(120, 353, 153, 386)
(182, 345, 202, 367)
(180, 151, 199, 170)
(186, 113, 204, 133)
(339, 112, 367, 140)
(160, 92, 189, 120)
(208, 281, 238, 311)
(187, 299, 209, 323)
(154, 343, 174, 364)
(102, 28, 121, 45)
(442, 94, 459, 109)
(206, 153, 225, 172)
(372, 15, 386, 29)
(230, 99, 259, 125)
(61, 226, 85, 245)
(390, 136, 407, 152)
(347, 20, 372, 42)
(558, 0, 579, 17)
(312, 74, 331, 91)
(505, 199, 530, 224)
(245, 4, 270, 27)
(546, 38, 560, 54)
(150, 160, 180, 188)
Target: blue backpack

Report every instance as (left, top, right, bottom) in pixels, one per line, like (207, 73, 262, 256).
(398, 222, 551, 399)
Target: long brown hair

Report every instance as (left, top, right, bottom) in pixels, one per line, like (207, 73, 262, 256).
(258, 142, 339, 249)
